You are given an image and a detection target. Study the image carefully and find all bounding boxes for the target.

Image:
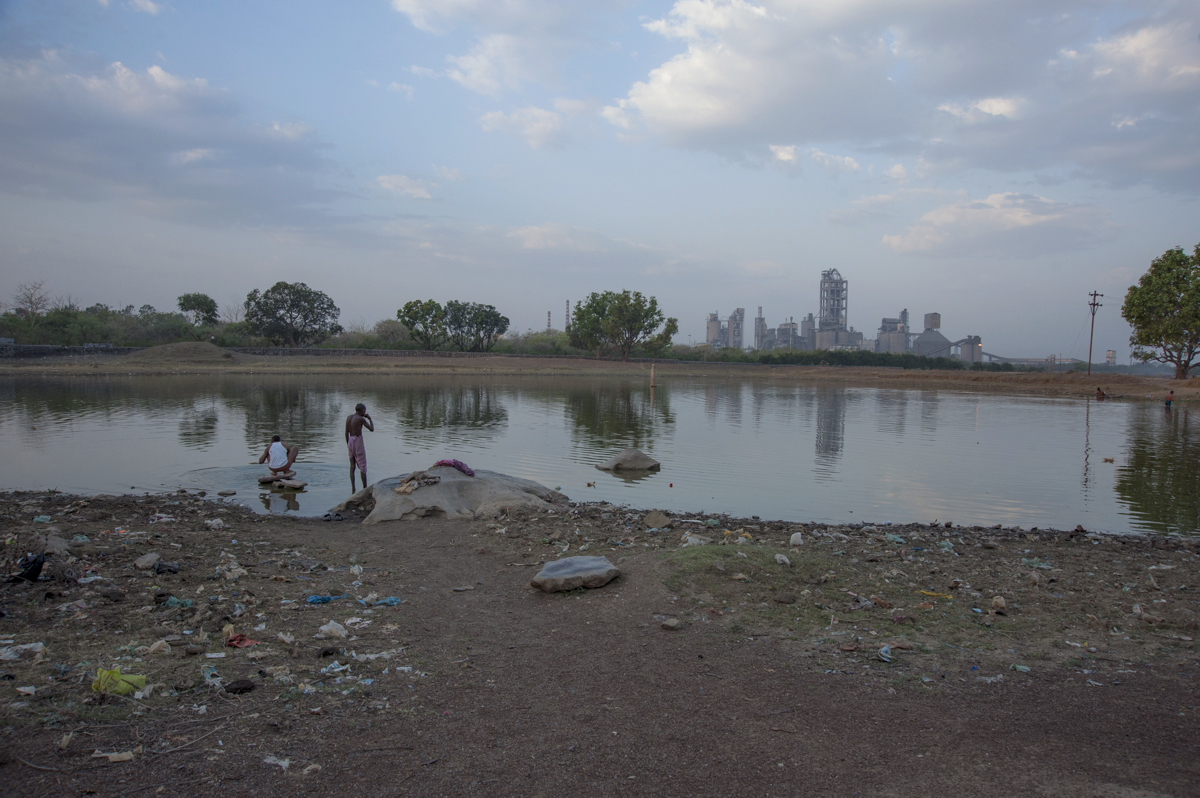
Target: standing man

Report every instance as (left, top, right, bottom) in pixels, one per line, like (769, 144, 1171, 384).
(345, 403, 375, 491)
(1165, 390, 1174, 409)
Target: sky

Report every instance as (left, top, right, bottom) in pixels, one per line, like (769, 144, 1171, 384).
(0, 0, 1196, 358)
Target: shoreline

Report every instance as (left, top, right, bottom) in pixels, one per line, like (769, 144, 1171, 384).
(0, 343, 1193, 401)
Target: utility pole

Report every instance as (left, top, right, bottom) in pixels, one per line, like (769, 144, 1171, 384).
(1087, 291, 1103, 376)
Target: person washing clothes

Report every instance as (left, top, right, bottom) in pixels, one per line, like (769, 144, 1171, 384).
(259, 435, 298, 476)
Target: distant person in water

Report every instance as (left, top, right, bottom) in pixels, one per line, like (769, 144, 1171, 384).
(1095, 387, 1106, 400)
(259, 435, 298, 475)
(346, 403, 375, 490)
(1165, 390, 1174, 409)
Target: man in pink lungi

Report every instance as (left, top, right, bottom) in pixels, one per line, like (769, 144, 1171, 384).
(345, 403, 375, 491)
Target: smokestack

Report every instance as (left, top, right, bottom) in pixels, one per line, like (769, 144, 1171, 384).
(547, 311, 551, 331)
(566, 300, 571, 328)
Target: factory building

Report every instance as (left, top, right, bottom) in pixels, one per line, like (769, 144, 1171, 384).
(705, 308, 746, 349)
(875, 309, 910, 354)
(913, 313, 953, 357)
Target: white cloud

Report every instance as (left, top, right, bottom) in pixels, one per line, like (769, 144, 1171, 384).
(268, 121, 312, 140)
(885, 163, 906, 181)
(480, 106, 564, 148)
(387, 82, 414, 99)
(171, 148, 215, 165)
(432, 165, 463, 182)
(604, 1, 1200, 190)
(810, 148, 859, 173)
(376, 174, 433, 199)
(127, 0, 162, 14)
(881, 192, 1114, 256)
(768, 144, 797, 163)
(507, 223, 610, 251)
(408, 65, 436, 77)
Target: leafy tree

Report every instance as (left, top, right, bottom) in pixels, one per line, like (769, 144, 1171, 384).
(177, 293, 219, 326)
(1122, 244, 1200, 380)
(444, 301, 510, 352)
(397, 300, 447, 350)
(569, 290, 678, 361)
(244, 282, 342, 347)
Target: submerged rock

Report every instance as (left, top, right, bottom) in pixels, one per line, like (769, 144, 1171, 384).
(595, 448, 661, 471)
(330, 466, 567, 524)
(530, 556, 620, 593)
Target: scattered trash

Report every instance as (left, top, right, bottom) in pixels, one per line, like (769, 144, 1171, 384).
(373, 597, 402, 607)
(350, 564, 363, 576)
(163, 596, 193, 609)
(11, 553, 46, 583)
(303, 764, 322, 774)
(91, 667, 146, 696)
(154, 561, 180, 575)
(978, 675, 1004, 684)
(877, 645, 893, 663)
(0, 643, 49, 664)
(1009, 664, 1031, 673)
(789, 532, 803, 546)
(205, 518, 226, 531)
(147, 640, 171, 655)
(306, 595, 343, 604)
(263, 755, 291, 771)
(316, 621, 348, 639)
(885, 533, 906, 544)
(148, 514, 176, 524)
(226, 634, 259, 648)
(92, 747, 141, 763)
(16, 685, 36, 696)
(682, 534, 712, 547)
(277, 632, 295, 645)
(71, 534, 90, 543)
(775, 554, 791, 567)
(1021, 557, 1052, 569)
(937, 540, 954, 551)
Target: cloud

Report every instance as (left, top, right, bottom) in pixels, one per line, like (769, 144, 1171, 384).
(881, 192, 1115, 256)
(480, 106, 564, 148)
(408, 65, 436, 77)
(0, 51, 339, 227)
(387, 82, 414, 99)
(885, 163, 906, 181)
(810, 148, 859, 173)
(376, 174, 433, 199)
(506, 223, 616, 252)
(432, 165, 463, 182)
(603, 1, 1200, 191)
(127, 0, 162, 14)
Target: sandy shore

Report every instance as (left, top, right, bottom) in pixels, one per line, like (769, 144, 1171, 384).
(0, 341, 1193, 401)
(2, 489, 1197, 796)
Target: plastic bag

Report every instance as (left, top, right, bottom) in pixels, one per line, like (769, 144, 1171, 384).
(92, 667, 147, 696)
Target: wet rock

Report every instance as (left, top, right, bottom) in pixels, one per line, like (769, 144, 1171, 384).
(595, 448, 661, 472)
(134, 552, 161, 570)
(217, 491, 236, 497)
(530, 556, 620, 592)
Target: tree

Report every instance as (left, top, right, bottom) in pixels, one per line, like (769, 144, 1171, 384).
(178, 293, 219, 326)
(244, 282, 342, 346)
(397, 300, 447, 350)
(568, 290, 678, 361)
(372, 318, 409, 346)
(11, 281, 50, 327)
(1122, 244, 1200, 380)
(444, 301, 510, 352)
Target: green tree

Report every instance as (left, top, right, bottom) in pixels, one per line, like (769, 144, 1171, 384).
(177, 293, 219, 326)
(397, 300, 447, 350)
(569, 290, 678, 361)
(1122, 244, 1200, 380)
(244, 282, 342, 347)
(444, 301, 510, 352)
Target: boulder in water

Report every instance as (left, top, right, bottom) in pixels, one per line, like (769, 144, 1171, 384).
(595, 448, 660, 471)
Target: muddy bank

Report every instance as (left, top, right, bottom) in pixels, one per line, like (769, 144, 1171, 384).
(1, 490, 1197, 797)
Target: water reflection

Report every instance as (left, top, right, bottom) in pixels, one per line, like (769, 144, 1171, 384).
(179, 402, 220, 450)
(814, 389, 845, 477)
(232, 383, 342, 453)
(1116, 407, 1198, 533)
(565, 382, 672, 449)
(389, 384, 508, 445)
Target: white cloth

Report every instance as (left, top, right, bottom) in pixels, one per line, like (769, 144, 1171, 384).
(268, 441, 289, 469)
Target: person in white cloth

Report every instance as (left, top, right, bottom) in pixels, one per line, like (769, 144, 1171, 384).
(258, 435, 298, 476)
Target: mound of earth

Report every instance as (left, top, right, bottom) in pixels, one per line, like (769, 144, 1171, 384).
(120, 341, 241, 364)
(331, 465, 568, 523)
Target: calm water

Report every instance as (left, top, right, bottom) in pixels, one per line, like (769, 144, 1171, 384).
(0, 375, 1195, 534)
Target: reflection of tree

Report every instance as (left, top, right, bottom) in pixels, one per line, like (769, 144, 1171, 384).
(390, 385, 508, 446)
(1115, 407, 1199, 534)
(179, 404, 219, 450)
(876, 390, 908, 437)
(231, 383, 342, 452)
(565, 382, 673, 449)
(814, 389, 845, 476)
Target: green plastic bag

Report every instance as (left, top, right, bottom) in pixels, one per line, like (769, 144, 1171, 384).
(92, 667, 146, 696)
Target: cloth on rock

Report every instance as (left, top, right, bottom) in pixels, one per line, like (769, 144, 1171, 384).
(393, 470, 441, 495)
(432, 459, 474, 477)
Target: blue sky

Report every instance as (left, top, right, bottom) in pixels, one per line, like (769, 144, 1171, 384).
(1, 0, 1197, 357)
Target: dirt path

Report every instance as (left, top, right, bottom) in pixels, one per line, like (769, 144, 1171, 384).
(2, 492, 1198, 796)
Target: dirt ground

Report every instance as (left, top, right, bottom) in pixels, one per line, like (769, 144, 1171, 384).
(1, 490, 1198, 797)
(0, 341, 1194, 403)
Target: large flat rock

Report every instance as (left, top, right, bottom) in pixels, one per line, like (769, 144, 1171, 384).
(330, 466, 568, 524)
(530, 556, 621, 592)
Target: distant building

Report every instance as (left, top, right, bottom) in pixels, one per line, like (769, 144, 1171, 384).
(704, 308, 745, 349)
(876, 308, 910, 354)
(960, 335, 982, 363)
(728, 308, 745, 350)
(819, 269, 848, 332)
(706, 312, 724, 347)
(754, 307, 769, 350)
(1106, 349, 1117, 366)
(913, 312, 952, 357)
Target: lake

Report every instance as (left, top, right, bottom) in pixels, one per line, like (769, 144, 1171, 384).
(0, 374, 1195, 535)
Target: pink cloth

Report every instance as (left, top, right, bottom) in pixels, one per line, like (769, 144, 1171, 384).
(432, 458, 474, 477)
(347, 435, 367, 472)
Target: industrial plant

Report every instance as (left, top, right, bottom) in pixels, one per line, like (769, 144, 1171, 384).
(706, 268, 989, 361)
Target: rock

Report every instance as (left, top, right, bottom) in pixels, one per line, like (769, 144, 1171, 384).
(134, 552, 161, 570)
(217, 490, 236, 497)
(330, 467, 567, 525)
(225, 680, 255, 694)
(595, 448, 661, 472)
(35, 533, 71, 557)
(789, 532, 803, 546)
(155, 561, 180, 575)
(991, 596, 1007, 611)
(1028, 572, 1041, 588)
(204, 518, 225, 531)
(530, 556, 620, 593)
(276, 479, 307, 490)
(773, 593, 796, 604)
(775, 554, 791, 567)
(661, 618, 683, 631)
(642, 510, 672, 529)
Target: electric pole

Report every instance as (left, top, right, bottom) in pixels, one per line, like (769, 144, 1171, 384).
(1087, 291, 1103, 376)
